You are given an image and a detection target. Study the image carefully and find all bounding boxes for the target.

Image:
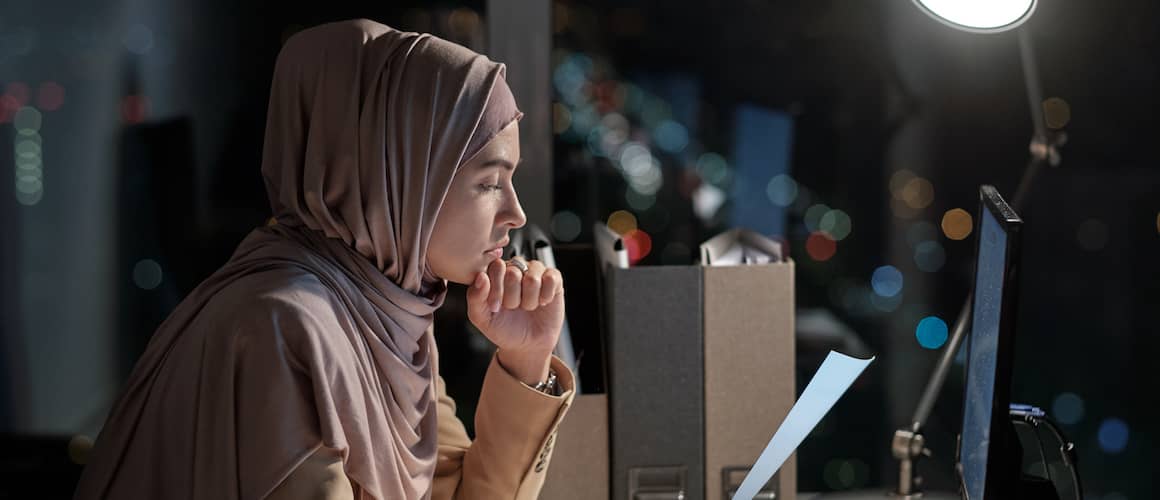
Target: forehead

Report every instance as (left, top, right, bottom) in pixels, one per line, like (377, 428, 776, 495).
(483, 122, 520, 154)
(469, 123, 520, 167)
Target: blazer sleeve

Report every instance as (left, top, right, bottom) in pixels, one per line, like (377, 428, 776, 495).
(431, 352, 575, 500)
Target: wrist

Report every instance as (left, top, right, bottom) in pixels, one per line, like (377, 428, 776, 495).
(496, 348, 553, 386)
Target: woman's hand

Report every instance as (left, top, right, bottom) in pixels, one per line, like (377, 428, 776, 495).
(467, 257, 565, 385)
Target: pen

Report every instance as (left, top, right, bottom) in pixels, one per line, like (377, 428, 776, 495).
(613, 238, 629, 269)
(534, 240, 556, 268)
(593, 223, 628, 271)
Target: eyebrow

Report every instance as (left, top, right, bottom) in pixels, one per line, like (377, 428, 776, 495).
(479, 158, 524, 171)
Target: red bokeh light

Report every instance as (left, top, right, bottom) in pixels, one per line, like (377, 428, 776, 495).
(121, 95, 150, 124)
(5, 82, 30, 106)
(806, 231, 837, 261)
(37, 82, 65, 111)
(0, 95, 20, 123)
(623, 229, 653, 264)
(593, 80, 618, 114)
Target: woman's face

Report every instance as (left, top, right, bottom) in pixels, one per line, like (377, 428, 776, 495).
(428, 122, 526, 285)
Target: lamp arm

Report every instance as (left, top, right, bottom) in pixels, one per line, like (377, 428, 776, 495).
(908, 299, 971, 429)
(892, 26, 1064, 498)
(906, 26, 1052, 435)
(1019, 28, 1049, 148)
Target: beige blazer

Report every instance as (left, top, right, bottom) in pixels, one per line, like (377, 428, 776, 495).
(268, 354, 575, 499)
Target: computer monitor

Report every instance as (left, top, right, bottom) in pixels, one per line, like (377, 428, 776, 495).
(958, 185, 1023, 500)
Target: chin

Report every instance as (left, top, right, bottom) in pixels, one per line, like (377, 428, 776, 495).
(449, 256, 493, 286)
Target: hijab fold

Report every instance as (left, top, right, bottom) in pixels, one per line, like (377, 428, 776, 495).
(74, 19, 522, 500)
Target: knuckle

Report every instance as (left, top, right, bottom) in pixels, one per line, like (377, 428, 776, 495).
(505, 269, 521, 283)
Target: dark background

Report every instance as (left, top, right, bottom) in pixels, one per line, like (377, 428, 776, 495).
(0, 0, 1155, 498)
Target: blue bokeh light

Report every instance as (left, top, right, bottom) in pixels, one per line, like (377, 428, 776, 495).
(653, 120, 689, 153)
(871, 265, 904, 297)
(916, 316, 948, 349)
(766, 174, 798, 207)
(914, 240, 946, 272)
(1052, 393, 1085, 425)
(1097, 418, 1129, 454)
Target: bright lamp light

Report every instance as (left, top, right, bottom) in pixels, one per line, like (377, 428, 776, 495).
(912, 0, 1037, 34)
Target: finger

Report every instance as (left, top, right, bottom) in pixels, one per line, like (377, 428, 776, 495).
(520, 260, 546, 311)
(540, 268, 562, 306)
(488, 258, 505, 313)
(466, 271, 490, 312)
(466, 271, 492, 325)
(502, 264, 523, 310)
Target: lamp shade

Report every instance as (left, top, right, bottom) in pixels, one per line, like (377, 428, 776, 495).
(912, 0, 1037, 34)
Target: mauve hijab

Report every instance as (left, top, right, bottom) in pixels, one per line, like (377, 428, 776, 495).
(74, 19, 522, 500)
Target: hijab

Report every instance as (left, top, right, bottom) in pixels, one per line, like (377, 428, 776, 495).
(74, 19, 522, 499)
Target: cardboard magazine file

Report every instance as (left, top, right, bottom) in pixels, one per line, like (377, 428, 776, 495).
(700, 229, 796, 500)
(539, 393, 609, 500)
(605, 265, 705, 500)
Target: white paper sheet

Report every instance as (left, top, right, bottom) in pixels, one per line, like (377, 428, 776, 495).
(732, 351, 875, 500)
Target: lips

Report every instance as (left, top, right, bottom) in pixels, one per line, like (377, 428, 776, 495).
(484, 237, 512, 256)
(484, 238, 510, 254)
(484, 238, 512, 258)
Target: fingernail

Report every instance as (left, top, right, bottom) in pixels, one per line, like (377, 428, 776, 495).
(491, 302, 500, 313)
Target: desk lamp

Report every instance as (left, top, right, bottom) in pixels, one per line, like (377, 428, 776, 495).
(889, 1, 1066, 498)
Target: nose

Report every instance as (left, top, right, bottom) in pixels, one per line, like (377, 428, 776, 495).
(500, 189, 527, 229)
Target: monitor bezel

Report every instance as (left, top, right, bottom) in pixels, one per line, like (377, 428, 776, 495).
(956, 184, 1023, 500)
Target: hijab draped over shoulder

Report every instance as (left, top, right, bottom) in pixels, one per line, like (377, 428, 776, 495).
(74, 19, 522, 500)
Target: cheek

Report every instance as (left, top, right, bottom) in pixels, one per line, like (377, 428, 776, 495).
(453, 199, 493, 232)
(433, 196, 497, 256)
(430, 213, 495, 283)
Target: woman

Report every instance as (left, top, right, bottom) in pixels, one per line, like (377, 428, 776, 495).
(74, 19, 573, 500)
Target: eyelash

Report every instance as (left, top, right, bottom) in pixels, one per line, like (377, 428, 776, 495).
(478, 183, 503, 193)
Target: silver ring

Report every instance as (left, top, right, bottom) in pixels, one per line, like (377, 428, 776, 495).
(507, 256, 528, 273)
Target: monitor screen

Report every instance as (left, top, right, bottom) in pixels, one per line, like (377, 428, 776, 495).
(959, 205, 1008, 500)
